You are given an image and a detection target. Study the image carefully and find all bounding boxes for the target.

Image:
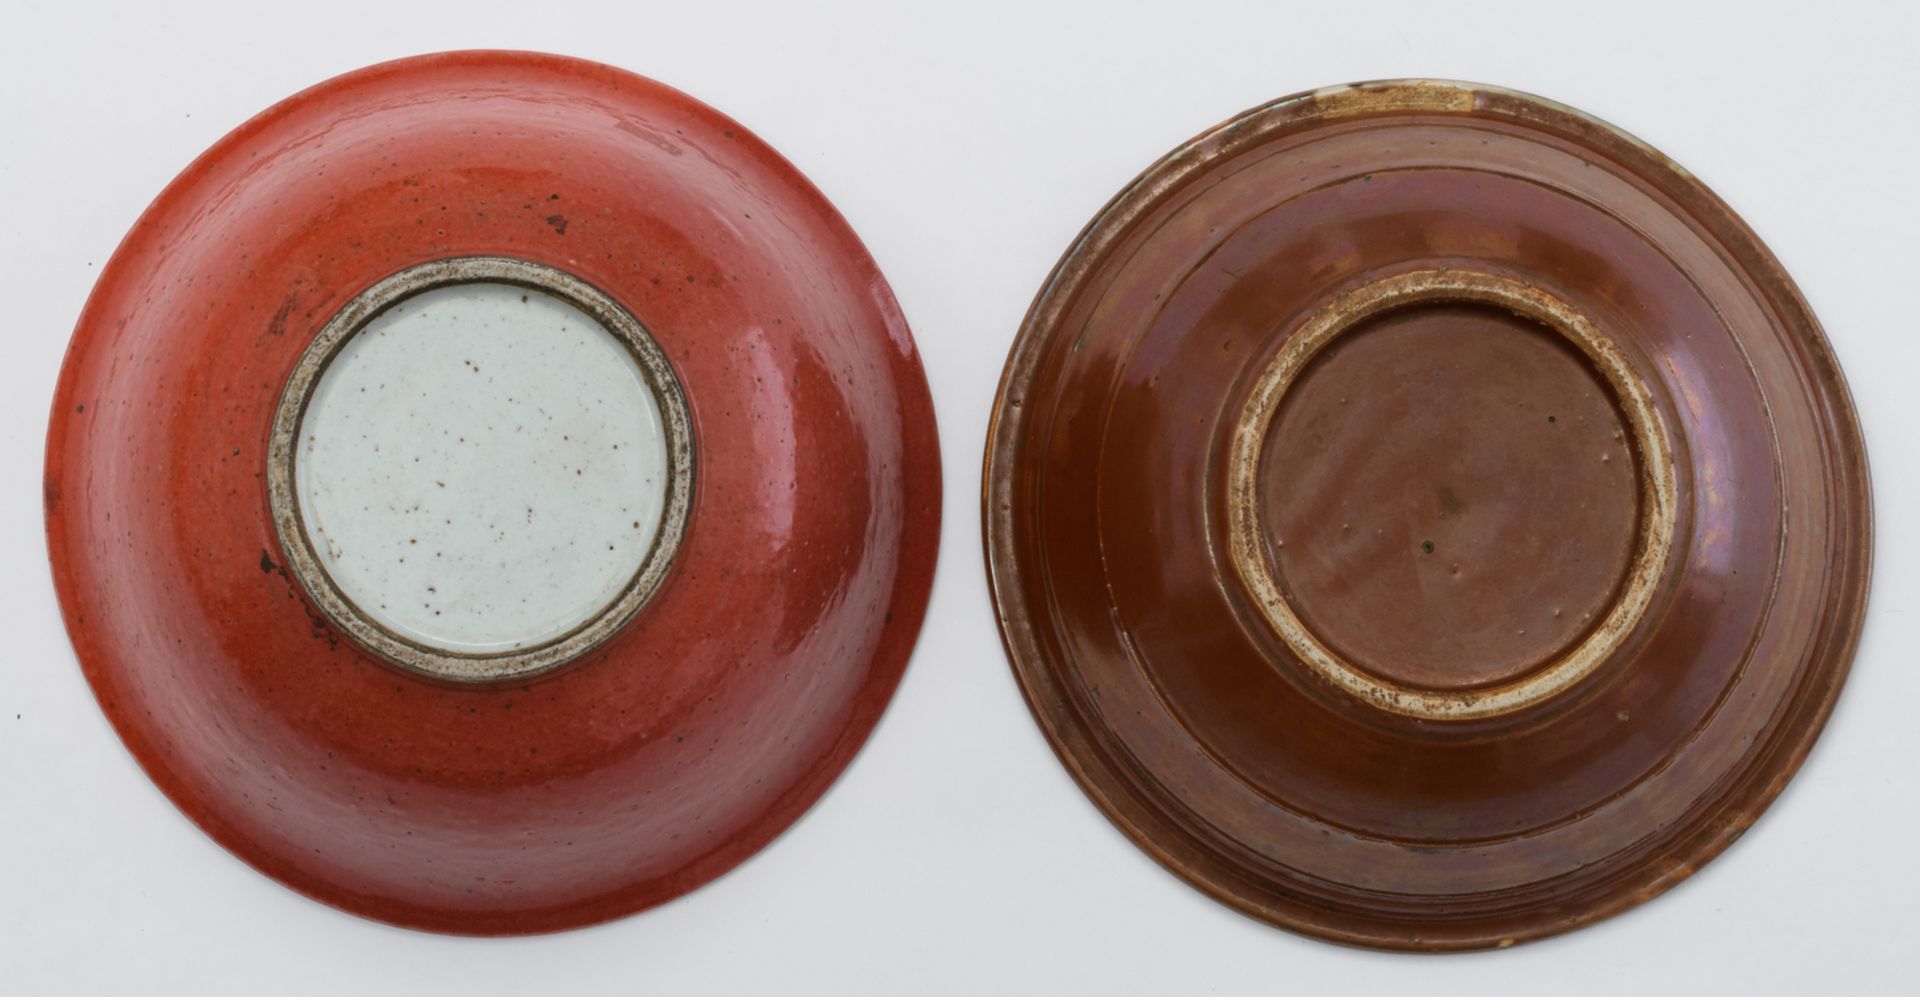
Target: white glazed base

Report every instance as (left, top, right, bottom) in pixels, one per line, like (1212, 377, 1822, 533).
(267, 257, 694, 681)
(296, 281, 669, 655)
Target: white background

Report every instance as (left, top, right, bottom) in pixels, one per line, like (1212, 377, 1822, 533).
(3, 1, 1914, 993)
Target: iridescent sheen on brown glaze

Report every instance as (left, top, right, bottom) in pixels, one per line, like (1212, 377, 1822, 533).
(984, 81, 1870, 950)
(46, 52, 940, 934)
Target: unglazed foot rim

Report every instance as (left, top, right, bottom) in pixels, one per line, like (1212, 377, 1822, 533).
(1226, 270, 1676, 720)
(267, 256, 695, 682)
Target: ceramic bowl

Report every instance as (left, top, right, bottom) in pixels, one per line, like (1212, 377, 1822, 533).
(46, 50, 940, 934)
(984, 80, 1870, 950)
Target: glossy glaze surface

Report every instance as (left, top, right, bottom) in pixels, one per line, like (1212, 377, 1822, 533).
(46, 51, 940, 934)
(984, 81, 1870, 950)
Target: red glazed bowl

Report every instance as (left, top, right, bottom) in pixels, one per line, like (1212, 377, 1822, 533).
(44, 51, 939, 934)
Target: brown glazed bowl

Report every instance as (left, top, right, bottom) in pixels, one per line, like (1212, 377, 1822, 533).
(46, 51, 940, 933)
(984, 80, 1870, 950)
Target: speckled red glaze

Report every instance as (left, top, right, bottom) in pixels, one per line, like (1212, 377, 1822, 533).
(44, 51, 940, 934)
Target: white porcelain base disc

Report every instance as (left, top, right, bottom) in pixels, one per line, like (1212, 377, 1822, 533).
(268, 258, 693, 681)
